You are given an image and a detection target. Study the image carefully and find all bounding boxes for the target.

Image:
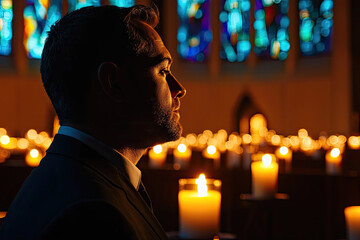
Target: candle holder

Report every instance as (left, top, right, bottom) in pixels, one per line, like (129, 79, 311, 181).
(178, 175, 222, 239)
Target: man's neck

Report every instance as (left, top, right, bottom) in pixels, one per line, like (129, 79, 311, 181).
(61, 123, 147, 165)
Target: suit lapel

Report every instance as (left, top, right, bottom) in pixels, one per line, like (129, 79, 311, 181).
(46, 134, 168, 239)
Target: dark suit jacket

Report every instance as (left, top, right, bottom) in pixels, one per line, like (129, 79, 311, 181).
(0, 134, 168, 239)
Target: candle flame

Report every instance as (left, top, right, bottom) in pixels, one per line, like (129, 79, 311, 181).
(206, 145, 216, 155)
(262, 154, 272, 167)
(177, 143, 187, 153)
(30, 149, 39, 158)
(330, 148, 340, 158)
(279, 146, 289, 155)
(0, 135, 10, 145)
(195, 174, 208, 197)
(153, 145, 162, 154)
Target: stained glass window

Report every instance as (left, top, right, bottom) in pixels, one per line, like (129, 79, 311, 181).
(177, 0, 212, 62)
(68, 0, 100, 12)
(109, 0, 135, 7)
(220, 0, 251, 62)
(24, 0, 62, 59)
(299, 0, 333, 56)
(0, 0, 12, 56)
(254, 0, 290, 60)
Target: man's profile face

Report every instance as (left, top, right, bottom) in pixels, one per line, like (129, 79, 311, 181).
(125, 21, 186, 145)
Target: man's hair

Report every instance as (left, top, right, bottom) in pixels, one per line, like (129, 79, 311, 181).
(40, 5, 159, 124)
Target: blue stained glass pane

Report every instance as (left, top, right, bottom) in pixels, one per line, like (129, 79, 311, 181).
(24, 0, 62, 59)
(68, 0, 100, 12)
(109, 0, 135, 7)
(254, 0, 290, 60)
(220, 0, 251, 62)
(299, 0, 333, 56)
(0, 0, 13, 56)
(177, 0, 212, 62)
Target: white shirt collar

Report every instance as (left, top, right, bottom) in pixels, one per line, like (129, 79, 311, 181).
(57, 126, 141, 190)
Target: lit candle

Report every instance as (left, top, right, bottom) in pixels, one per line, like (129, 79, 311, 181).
(348, 136, 360, 150)
(275, 146, 292, 173)
(202, 145, 221, 168)
(148, 145, 167, 168)
(345, 206, 360, 240)
(325, 148, 342, 175)
(178, 174, 221, 239)
(251, 154, 278, 199)
(25, 149, 43, 167)
(0, 135, 17, 150)
(173, 143, 192, 169)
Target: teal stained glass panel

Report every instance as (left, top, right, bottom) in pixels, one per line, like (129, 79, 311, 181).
(220, 0, 251, 62)
(68, 0, 100, 12)
(299, 0, 333, 56)
(109, 0, 135, 7)
(0, 0, 12, 56)
(24, 0, 62, 59)
(177, 0, 212, 62)
(254, 0, 290, 60)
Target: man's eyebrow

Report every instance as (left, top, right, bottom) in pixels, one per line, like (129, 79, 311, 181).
(149, 55, 173, 66)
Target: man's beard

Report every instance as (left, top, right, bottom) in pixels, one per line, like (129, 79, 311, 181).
(151, 101, 182, 143)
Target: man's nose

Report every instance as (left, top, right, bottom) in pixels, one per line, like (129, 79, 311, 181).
(168, 73, 186, 99)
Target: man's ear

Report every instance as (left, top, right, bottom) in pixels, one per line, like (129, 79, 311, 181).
(97, 62, 123, 102)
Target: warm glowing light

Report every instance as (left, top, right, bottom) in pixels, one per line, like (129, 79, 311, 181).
(279, 146, 289, 155)
(0, 128, 6, 136)
(0, 135, 10, 145)
(195, 174, 208, 197)
(348, 136, 360, 149)
(207, 145, 217, 155)
(242, 134, 252, 144)
(178, 143, 187, 153)
(30, 149, 39, 158)
(0, 211, 6, 219)
(298, 129, 308, 138)
(26, 149, 42, 167)
(271, 135, 281, 145)
(27, 129, 38, 140)
(330, 148, 340, 158)
(35, 135, 44, 145)
(329, 135, 339, 146)
(262, 154, 272, 167)
(186, 133, 197, 146)
(203, 130, 213, 139)
(17, 138, 29, 149)
(43, 138, 52, 149)
(250, 114, 267, 135)
(153, 145, 163, 154)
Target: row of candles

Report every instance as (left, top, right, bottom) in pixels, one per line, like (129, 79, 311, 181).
(1, 126, 360, 238)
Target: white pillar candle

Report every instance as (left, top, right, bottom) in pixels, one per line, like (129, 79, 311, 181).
(325, 148, 342, 175)
(173, 144, 192, 169)
(148, 145, 167, 168)
(345, 206, 360, 240)
(178, 174, 221, 239)
(251, 154, 278, 199)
